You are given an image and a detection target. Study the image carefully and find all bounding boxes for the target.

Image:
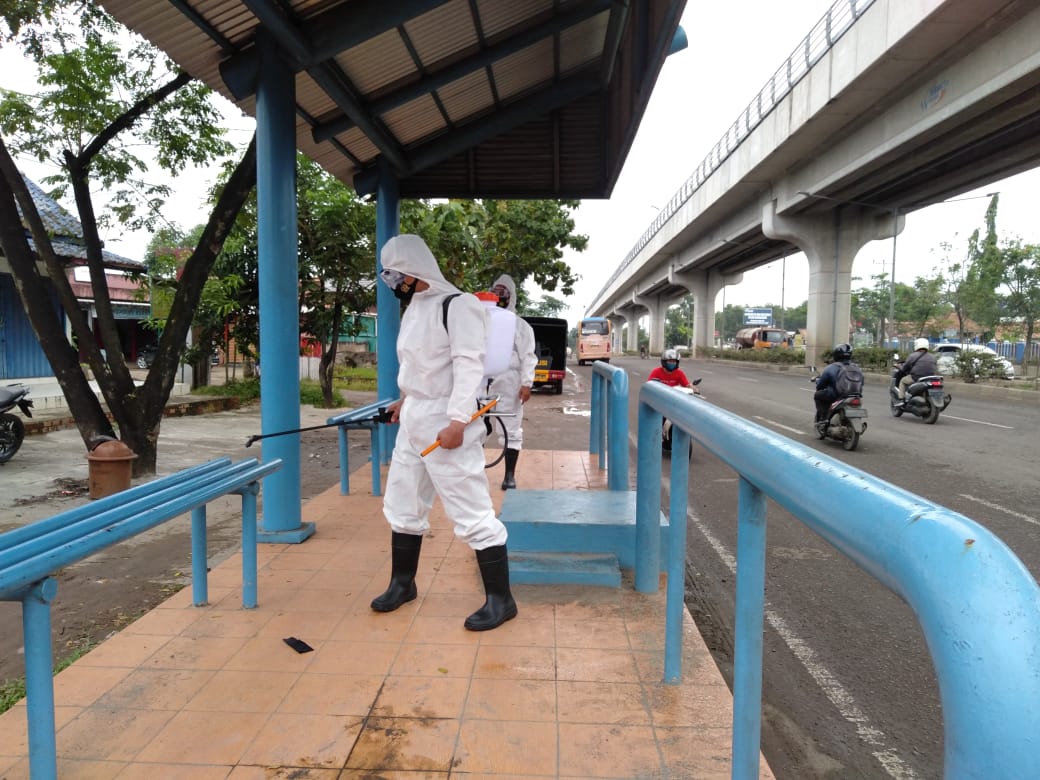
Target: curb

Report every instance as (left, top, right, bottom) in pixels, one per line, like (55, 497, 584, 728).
(24, 396, 244, 437)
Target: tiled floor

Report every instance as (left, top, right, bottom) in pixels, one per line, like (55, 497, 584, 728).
(0, 451, 774, 779)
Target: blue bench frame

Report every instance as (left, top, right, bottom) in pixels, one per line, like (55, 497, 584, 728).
(326, 397, 396, 496)
(0, 455, 281, 780)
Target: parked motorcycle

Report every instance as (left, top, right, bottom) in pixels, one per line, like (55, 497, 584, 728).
(660, 379, 702, 456)
(889, 355, 951, 424)
(0, 384, 34, 464)
(810, 370, 867, 451)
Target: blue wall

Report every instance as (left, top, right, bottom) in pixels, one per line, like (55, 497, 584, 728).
(0, 273, 60, 379)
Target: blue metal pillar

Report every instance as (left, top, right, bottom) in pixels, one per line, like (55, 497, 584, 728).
(23, 579, 58, 780)
(254, 31, 313, 543)
(732, 476, 767, 779)
(375, 164, 401, 463)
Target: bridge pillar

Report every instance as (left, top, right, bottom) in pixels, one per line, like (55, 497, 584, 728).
(634, 292, 666, 355)
(763, 200, 902, 367)
(607, 314, 625, 354)
(622, 310, 641, 352)
(669, 267, 743, 353)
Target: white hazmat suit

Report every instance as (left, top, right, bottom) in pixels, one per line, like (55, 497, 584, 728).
(489, 274, 537, 451)
(380, 235, 508, 550)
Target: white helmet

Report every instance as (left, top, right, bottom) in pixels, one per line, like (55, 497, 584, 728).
(914, 338, 930, 351)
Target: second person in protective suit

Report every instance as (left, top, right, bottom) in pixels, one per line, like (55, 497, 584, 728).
(373, 234, 517, 631)
(488, 274, 537, 490)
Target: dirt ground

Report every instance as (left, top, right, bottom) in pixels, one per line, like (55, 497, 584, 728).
(0, 384, 590, 686)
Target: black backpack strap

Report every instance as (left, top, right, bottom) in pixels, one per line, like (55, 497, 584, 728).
(441, 293, 461, 331)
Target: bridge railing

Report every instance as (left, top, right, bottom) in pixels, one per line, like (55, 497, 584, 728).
(635, 378, 1040, 779)
(588, 361, 629, 490)
(590, 0, 877, 309)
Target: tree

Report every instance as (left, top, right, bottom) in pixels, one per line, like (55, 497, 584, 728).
(404, 199, 587, 295)
(665, 297, 694, 348)
(522, 295, 567, 318)
(0, 2, 256, 473)
(962, 195, 1004, 340)
(1000, 239, 1040, 365)
(295, 156, 376, 406)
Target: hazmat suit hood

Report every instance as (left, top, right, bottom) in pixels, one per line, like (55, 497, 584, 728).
(492, 274, 518, 313)
(381, 234, 457, 297)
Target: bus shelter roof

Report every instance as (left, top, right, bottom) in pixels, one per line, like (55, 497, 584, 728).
(97, 0, 687, 200)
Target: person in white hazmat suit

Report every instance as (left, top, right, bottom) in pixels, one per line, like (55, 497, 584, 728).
(488, 274, 537, 489)
(372, 234, 517, 631)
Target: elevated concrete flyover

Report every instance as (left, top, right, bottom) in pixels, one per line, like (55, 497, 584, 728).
(589, 0, 1040, 367)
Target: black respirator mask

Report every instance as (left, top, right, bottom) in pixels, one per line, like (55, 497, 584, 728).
(380, 269, 417, 305)
(492, 285, 510, 309)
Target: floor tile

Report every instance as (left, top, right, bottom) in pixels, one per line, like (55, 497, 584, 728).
(133, 710, 269, 765)
(454, 719, 558, 775)
(558, 722, 661, 777)
(464, 678, 557, 721)
(371, 675, 470, 719)
(346, 716, 460, 771)
(277, 673, 383, 716)
(237, 712, 364, 768)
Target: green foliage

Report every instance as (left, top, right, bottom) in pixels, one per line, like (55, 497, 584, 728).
(195, 377, 261, 402)
(522, 294, 568, 318)
(334, 366, 378, 392)
(700, 346, 804, 364)
(402, 198, 587, 298)
(300, 379, 343, 407)
(0, 4, 233, 235)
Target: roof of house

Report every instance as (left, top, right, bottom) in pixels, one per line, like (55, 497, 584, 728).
(13, 175, 140, 268)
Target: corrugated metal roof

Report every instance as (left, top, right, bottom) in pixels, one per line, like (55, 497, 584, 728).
(96, 0, 686, 199)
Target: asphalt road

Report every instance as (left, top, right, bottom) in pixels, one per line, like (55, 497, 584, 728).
(589, 355, 1040, 780)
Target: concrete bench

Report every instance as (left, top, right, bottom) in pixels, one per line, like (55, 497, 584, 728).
(326, 397, 395, 496)
(0, 455, 281, 780)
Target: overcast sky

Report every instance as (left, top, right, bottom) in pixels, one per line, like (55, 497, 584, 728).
(554, 0, 1040, 328)
(4, 1, 1038, 330)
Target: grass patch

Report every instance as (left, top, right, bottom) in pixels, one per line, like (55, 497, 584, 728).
(196, 377, 262, 402)
(0, 638, 97, 715)
(334, 365, 377, 392)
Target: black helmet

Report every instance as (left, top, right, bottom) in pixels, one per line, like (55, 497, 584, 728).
(661, 348, 680, 371)
(832, 343, 852, 361)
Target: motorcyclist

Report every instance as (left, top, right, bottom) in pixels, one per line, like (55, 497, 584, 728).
(894, 338, 938, 405)
(813, 343, 857, 431)
(647, 348, 700, 391)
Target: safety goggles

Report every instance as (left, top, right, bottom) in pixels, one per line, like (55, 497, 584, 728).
(379, 268, 406, 289)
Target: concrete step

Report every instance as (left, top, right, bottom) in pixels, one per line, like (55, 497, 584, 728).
(500, 489, 669, 571)
(511, 551, 621, 587)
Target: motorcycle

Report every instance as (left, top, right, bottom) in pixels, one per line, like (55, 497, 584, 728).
(889, 355, 951, 424)
(660, 379, 702, 456)
(0, 383, 34, 464)
(810, 370, 867, 451)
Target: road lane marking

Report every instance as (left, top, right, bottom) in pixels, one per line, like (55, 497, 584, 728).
(959, 494, 1040, 527)
(643, 441, 918, 780)
(752, 416, 805, 435)
(680, 502, 917, 780)
(942, 414, 1013, 429)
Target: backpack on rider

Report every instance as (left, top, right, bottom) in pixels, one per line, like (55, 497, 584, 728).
(834, 362, 865, 397)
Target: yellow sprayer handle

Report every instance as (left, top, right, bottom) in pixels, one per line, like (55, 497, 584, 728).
(420, 397, 498, 457)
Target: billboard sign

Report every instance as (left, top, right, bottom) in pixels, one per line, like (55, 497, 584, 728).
(743, 307, 773, 326)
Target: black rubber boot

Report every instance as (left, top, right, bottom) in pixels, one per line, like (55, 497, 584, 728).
(464, 545, 518, 631)
(371, 532, 422, 612)
(501, 448, 519, 490)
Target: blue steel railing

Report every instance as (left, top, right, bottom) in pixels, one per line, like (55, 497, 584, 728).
(588, 362, 629, 490)
(635, 379, 1040, 778)
(327, 397, 396, 496)
(587, 0, 876, 313)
